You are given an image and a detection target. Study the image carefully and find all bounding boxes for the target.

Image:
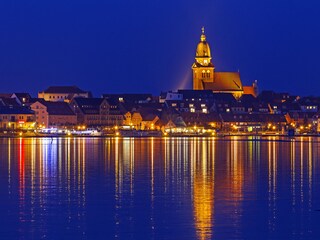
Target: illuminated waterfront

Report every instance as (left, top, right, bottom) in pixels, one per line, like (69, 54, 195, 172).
(0, 137, 320, 239)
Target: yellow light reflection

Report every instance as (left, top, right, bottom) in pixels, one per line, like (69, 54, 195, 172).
(192, 138, 214, 240)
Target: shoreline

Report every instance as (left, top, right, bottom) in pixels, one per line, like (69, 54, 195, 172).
(0, 132, 318, 138)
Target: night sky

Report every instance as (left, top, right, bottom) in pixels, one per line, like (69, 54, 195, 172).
(0, 0, 319, 97)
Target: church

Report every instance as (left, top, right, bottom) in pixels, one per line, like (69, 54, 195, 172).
(192, 27, 257, 98)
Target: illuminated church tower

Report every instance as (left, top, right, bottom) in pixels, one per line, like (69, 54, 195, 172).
(192, 27, 244, 99)
(192, 27, 215, 90)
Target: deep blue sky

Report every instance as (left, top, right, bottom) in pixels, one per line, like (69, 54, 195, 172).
(0, 0, 319, 97)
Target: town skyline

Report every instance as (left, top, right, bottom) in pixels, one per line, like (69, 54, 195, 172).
(0, 1, 320, 96)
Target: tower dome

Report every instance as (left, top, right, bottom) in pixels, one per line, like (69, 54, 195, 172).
(196, 27, 211, 58)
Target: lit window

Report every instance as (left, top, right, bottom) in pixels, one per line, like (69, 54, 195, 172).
(226, 108, 230, 112)
(190, 108, 195, 113)
(202, 108, 207, 113)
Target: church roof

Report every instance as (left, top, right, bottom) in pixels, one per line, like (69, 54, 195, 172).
(203, 72, 243, 92)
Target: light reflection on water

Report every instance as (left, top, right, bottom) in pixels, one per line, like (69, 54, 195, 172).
(0, 137, 320, 239)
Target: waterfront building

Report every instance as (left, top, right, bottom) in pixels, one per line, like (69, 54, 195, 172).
(181, 112, 221, 128)
(70, 98, 123, 127)
(192, 27, 257, 98)
(128, 109, 160, 130)
(30, 100, 77, 128)
(38, 86, 91, 102)
(220, 113, 287, 132)
(0, 106, 35, 130)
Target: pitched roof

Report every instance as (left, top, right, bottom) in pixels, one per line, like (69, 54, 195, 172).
(0, 106, 34, 115)
(137, 108, 161, 121)
(239, 94, 257, 103)
(40, 101, 75, 115)
(203, 72, 243, 92)
(212, 93, 236, 102)
(13, 93, 32, 99)
(0, 98, 20, 107)
(41, 86, 87, 94)
(72, 98, 105, 114)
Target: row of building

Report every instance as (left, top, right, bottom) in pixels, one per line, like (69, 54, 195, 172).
(0, 85, 319, 133)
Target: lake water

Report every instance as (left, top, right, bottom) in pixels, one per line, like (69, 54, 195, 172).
(0, 136, 320, 239)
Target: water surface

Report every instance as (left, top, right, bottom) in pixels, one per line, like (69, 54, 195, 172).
(0, 136, 320, 239)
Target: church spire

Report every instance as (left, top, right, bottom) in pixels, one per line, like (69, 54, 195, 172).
(200, 27, 206, 42)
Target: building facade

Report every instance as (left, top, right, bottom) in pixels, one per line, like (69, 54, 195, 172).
(30, 101, 77, 127)
(0, 106, 35, 130)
